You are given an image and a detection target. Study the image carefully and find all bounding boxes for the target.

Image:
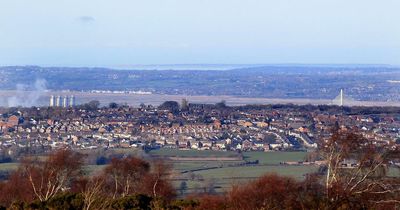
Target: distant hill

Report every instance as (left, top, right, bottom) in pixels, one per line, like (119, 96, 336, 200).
(0, 65, 400, 101)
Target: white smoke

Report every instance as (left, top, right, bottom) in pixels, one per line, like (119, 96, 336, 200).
(7, 79, 47, 107)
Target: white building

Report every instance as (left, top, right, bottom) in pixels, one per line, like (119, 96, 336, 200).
(69, 95, 75, 107)
(63, 96, 69, 108)
(55, 96, 61, 107)
(49, 95, 55, 107)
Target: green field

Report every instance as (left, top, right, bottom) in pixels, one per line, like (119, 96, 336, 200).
(193, 165, 317, 180)
(149, 149, 308, 162)
(174, 165, 318, 194)
(149, 148, 239, 157)
(243, 151, 308, 164)
(152, 149, 313, 194)
(0, 163, 19, 171)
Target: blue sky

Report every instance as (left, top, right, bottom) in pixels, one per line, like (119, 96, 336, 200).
(0, 0, 399, 67)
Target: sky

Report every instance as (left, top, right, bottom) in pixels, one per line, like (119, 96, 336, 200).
(0, 0, 399, 67)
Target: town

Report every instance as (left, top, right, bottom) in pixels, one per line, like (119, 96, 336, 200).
(1, 99, 399, 158)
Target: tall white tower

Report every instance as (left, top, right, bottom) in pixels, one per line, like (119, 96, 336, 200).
(63, 96, 69, 108)
(69, 95, 75, 107)
(49, 95, 55, 107)
(56, 96, 61, 107)
(340, 89, 344, 106)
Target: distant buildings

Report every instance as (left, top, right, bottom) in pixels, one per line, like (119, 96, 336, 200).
(49, 95, 76, 107)
(69, 95, 75, 107)
(63, 96, 69, 108)
(55, 96, 61, 107)
(49, 95, 55, 107)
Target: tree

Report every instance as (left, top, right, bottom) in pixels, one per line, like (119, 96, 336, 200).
(191, 194, 227, 210)
(22, 149, 84, 202)
(0, 170, 33, 207)
(72, 176, 107, 210)
(42, 192, 84, 210)
(82, 100, 100, 111)
(109, 194, 152, 210)
(179, 181, 188, 196)
(143, 160, 176, 200)
(183, 173, 326, 210)
(181, 99, 189, 111)
(228, 174, 301, 210)
(215, 100, 227, 109)
(158, 101, 180, 114)
(202, 179, 216, 194)
(319, 129, 400, 208)
(109, 102, 119, 109)
(103, 157, 150, 198)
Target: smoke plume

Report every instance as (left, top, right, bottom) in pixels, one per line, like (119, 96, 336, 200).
(7, 79, 47, 107)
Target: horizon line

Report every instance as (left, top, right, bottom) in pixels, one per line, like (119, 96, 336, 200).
(0, 63, 398, 70)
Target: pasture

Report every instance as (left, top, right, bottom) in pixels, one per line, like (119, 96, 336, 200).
(150, 149, 313, 194)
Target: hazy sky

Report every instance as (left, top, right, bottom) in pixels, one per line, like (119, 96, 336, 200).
(0, 0, 399, 67)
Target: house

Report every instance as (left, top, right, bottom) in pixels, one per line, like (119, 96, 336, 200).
(298, 126, 309, 133)
(256, 122, 268, 128)
(242, 140, 252, 150)
(7, 115, 19, 127)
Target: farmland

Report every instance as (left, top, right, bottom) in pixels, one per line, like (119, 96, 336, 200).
(0, 149, 314, 194)
(148, 149, 315, 194)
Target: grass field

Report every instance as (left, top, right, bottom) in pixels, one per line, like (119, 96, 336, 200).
(193, 165, 317, 180)
(243, 151, 308, 164)
(174, 164, 318, 194)
(149, 149, 239, 157)
(172, 160, 245, 172)
(0, 163, 19, 171)
(153, 149, 313, 194)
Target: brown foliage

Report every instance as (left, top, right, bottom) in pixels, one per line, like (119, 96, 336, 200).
(0, 149, 84, 207)
(103, 156, 150, 198)
(22, 149, 84, 202)
(184, 173, 327, 210)
(142, 160, 176, 200)
(227, 174, 302, 210)
(191, 195, 227, 210)
(319, 129, 400, 208)
(72, 176, 108, 210)
(0, 170, 34, 207)
(103, 157, 177, 201)
(1, 129, 396, 209)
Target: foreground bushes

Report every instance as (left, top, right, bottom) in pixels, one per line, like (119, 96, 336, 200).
(0, 143, 399, 209)
(0, 149, 176, 209)
(1, 174, 399, 210)
(2, 193, 153, 210)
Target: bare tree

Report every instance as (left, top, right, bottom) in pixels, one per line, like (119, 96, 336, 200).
(73, 176, 107, 210)
(319, 129, 400, 207)
(103, 157, 150, 198)
(150, 159, 172, 197)
(22, 149, 83, 202)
